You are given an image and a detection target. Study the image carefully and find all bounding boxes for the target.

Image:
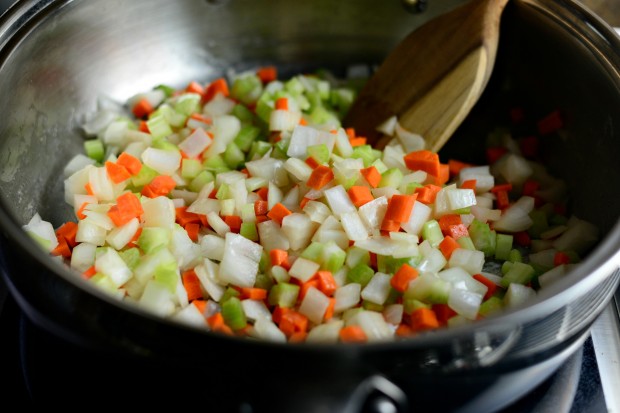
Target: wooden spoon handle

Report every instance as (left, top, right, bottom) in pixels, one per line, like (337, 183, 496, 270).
(344, 0, 509, 152)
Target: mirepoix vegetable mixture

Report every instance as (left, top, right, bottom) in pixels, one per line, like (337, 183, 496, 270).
(23, 66, 600, 343)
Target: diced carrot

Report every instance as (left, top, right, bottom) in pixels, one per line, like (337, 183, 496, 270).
(255, 187, 269, 201)
(127, 227, 142, 247)
(240, 287, 268, 300)
(428, 163, 450, 186)
(186, 80, 206, 97)
(288, 331, 308, 343)
(299, 279, 320, 301)
(185, 223, 200, 242)
(275, 97, 288, 111)
(203, 77, 229, 102)
(270, 249, 290, 270)
(339, 325, 368, 343)
(207, 313, 234, 335)
(360, 166, 382, 188)
(256, 66, 277, 84)
(76, 202, 89, 220)
(192, 299, 207, 315)
(384, 194, 417, 223)
(141, 175, 176, 197)
(490, 183, 513, 193)
(486, 146, 508, 164)
(105, 161, 131, 184)
(448, 159, 474, 177)
(554, 251, 571, 266)
(324, 297, 336, 321)
(438, 214, 462, 235)
(431, 303, 457, 325)
(316, 271, 337, 296)
(447, 223, 469, 239)
(415, 184, 442, 205)
(305, 156, 320, 169)
(254, 200, 269, 216)
(403, 150, 441, 177)
(84, 182, 94, 196)
(138, 120, 150, 133)
(395, 323, 414, 337)
(345, 128, 356, 139)
(279, 310, 309, 337)
(175, 206, 201, 226)
(380, 218, 401, 234)
(222, 215, 242, 233)
(55, 221, 78, 247)
(82, 265, 97, 279)
(132, 98, 154, 119)
(537, 109, 563, 136)
(267, 203, 292, 225)
(409, 307, 440, 331)
(306, 165, 334, 190)
(182, 269, 203, 301)
(51, 237, 72, 259)
(349, 137, 367, 147)
(107, 192, 143, 227)
(522, 179, 540, 197)
(299, 197, 311, 210)
(514, 231, 531, 247)
(495, 190, 510, 210)
(117, 152, 142, 176)
(347, 186, 374, 208)
(473, 274, 498, 301)
(391, 263, 419, 292)
(272, 306, 290, 324)
(369, 252, 377, 270)
(256, 214, 269, 223)
(438, 236, 460, 259)
(461, 179, 477, 191)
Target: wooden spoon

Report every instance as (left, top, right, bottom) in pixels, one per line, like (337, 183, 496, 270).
(343, 0, 510, 152)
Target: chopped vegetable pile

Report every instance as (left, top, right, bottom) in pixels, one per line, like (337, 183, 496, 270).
(23, 66, 600, 343)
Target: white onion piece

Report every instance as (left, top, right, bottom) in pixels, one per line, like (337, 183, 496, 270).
(552, 216, 599, 254)
(218, 233, 262, 288)
(289, 257, 321, 283)
(303, 200, 332, 223)
(284, 157, 314, 182)
(299, 287, 330, 324)
(203, 115, 241, 158)
(23, 213, 59, 252)
(348, 311, 393, 342)
(141, 147, 181, 176)
(253, 317, 287, 342)
(257, 220, 290, 251)
(207, 211, 230, 236)
(448, 249, 485, 275)
(503, 283, 536, 308)
(340, 211, 369, 241)
(493, 196, 535, 232)
(139, 280, 176, 317)
(178, 127, 212, 159)
(306, 320, 344, 343)
(361, 272, 392, 305)
(173, 304, 207, 328)
(95, 248, 132, 288)
(459, 166, 495, 194)
(324, 185, 356, 218)
(106, 217, 140, 250)
(376, 116, 398, 136)
(448, 288, 482, 320)
(401, 201, 432, 235)
(241, 299, 272, 322)
(383, 304, 404, 325)
(70, 242, 97, 273)
(439, 267, 488, 297)
(334, 283, 361, 313)
(76, 219, 107, 246)
(538, 264, 567, 289)
(64, 154, 96, 178)
(287, 125, 336, 158)
(194, 261, 225, 302)
(358, 196, 388, 230)
(200, 235, 226, 261)
(282, 213, 317, 251)
(142, 196, 176, 229)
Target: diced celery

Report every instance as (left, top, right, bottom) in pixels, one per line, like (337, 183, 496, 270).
(224, 142, 245, 169)
(479, 296, 504, 316)
(220, 286, 241, 303)
(181, 158, 203, 180)
(231, 74, 263, 105)
(403, 298, 429, 315)
(321, 241, 346, 273)
(233, 125, 261, 152)
(120, 247, 141, 270)
(84, 139, 105, 162)
(154, 104, 187, 128)
(468, 219, 496, 257)
(371, 159, 389, 174)
(307, 144, 330, 164)
(240, 222, 258, 241)
(268, 282, 300, 308)
(309, 105, 340, 128)
(259, 250, 270, 273)
(232, 103, 256, 125)
(255, 96, 274, 123)
(146, 114, 173, 140)
(346, 246, 370, 268)
(155, 84, 175, 98)
(188, 170, 215, 192)
(377, 256, 419, 275)
(404, 273, 451, 305)
(362, 300, 384, 312)
(501, 261, 513, 275)
(379, 168, 403, 188)
(216, 183, 230, 200)
(174, 93, 201, 116)
(254, 272, 275, 291)
(351, 145, 378, 167)
(301, 242, 324, 262)
(152, 138, 179, 152)
(508, 248, 523, 263)
(501, 262, 536, 288)
(404, 182, 423, 195)
(494, 233, 513, 261)
(131, 164, 159, 187)
(456, 236, 476, 251)
(221, 297, 247, 330)
(202, 154, 230, 174)
(285, 76, 305, 95)
(138, 227, 170, 254)
(154, 261, 179, 293)
(330, 88, 356, 116)
(422, 220, 444, 248)
(272, 139, 290, 160)
(247, 140, 272, 161)
(347, 263, 375, 287)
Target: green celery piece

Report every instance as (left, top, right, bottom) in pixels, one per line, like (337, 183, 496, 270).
(501, 261, 513, 275)
(216, 183, 230, 200)
(479, 296, 504, 317)
(347, 263, 375, 287)
(152, 138, 179, 152)
(202, 154, 230, 174)
(301, 242, 324, 262)
(307, 144, 330, 164)
(224, 142, 245, 169)
(26, 232, 51, 252)
(259, 250, 270, 273)
(305, 90, 323, 111)
(501, 262, 536, 288)
(342, 307, 365, 323)
(234, 125, 261, 152)
(528, 210, 549, 239)
(255, 96, 274, 123)
(309, 105, 340, 128)
(181, 158, 203, 180)
(174, 93, 201, 116)
(272, 139, 290, 160)
(403, 298, 430, 315)
(268, 283, 300, 308)
(84, 139, 105, 162)
(254, 273, 274, 291)
(240, 222, 259, 241)
(285, 76, 305, 95)
(379, 168, 403, 189)
(154, 104, 187, 128)
(131, 164, 159, 187)
(154, 262, 179, 293)
(232, 103, 256, 125)
(422, 220, 444, 248)
(384, 288, 401, 305)
(138, 228, 170, 254)
(90, 273, 117, 294)
(377, 256, 420, 275)
(494, 233, 513, 261)
(351, 145, 376, 168)
(468, 219, 497, 257)
(362, 300, 384, 312)
(371, 159, 389, 174)
(404, 182, 423, 195)
(330, 88, 356, 117)
(346, 246, 370, 269)
(120, 247, 141, 270)
(188, 170, 215, 192)
(146, 114, 173, 140)
(321, 241, 346, 273)
(404, 273, 450, 305)
(456, 236, 476, 251)
(221, 297, 247, 330)
(453, 207, 471, 215)
(220, 286, 241, 303)
(155, 84, 175, 98)
(231, 74, 263, 105)
(508, 248, 523, 263)
(247, 140, 272, 161)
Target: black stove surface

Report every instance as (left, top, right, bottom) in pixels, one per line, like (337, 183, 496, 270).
(0, 287, 608, 411)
